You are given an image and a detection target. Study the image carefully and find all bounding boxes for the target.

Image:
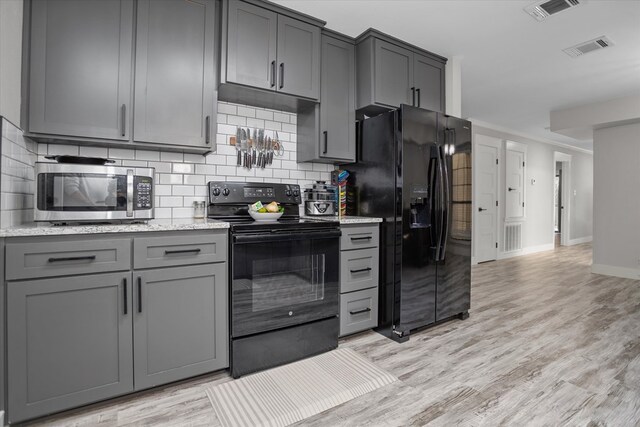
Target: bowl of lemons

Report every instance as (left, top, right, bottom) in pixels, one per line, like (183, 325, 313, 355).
(248, 201, 284, 221)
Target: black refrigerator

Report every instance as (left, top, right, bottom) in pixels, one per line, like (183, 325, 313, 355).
(349, 105, 472, 342)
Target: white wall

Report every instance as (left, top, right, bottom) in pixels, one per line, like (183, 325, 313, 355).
(592, 122, 640, 280)
(0, 0, 23, 127)
(472, 123, 593, 260)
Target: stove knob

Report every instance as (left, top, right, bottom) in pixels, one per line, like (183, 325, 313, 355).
(293, 190, 299, 197)
(285, 190, 292, 197)
(212, 187, 221, 196)
(222, 188, 230, 196)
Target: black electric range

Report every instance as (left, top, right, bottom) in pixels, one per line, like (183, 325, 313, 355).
(208, 181, 340, 378)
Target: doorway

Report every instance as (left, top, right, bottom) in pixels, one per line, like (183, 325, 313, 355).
(553, 152, 572, 247)
(474, 135, 500, 263)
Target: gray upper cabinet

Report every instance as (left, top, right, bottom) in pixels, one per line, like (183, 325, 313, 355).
(28, 0, 134, 140)
(223, 0, 321, 101)
(356, 30, 447, 115)
(133, 264, 228, 390)
(373, 40, 413, 109)
(297, 32, 355, 163)
(226, 0, 278, 91)
(276, 16, 321, 99)
(133, 0, 216, 148)
(7, 272, 133, 423)
(413, 53, 445, 113)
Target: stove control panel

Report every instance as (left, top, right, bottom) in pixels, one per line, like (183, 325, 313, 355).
(208, 181, 302, 205)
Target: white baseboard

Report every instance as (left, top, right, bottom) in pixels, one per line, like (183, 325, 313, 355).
(498, 243, 555, 260)
(1, 410, 4, 426)
(568, 236, 592, 246)
(592, 264, 640, 280)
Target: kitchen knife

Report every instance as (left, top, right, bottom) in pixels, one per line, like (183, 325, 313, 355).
(241, 129, 248, 168)
(236, 127, 242, 166)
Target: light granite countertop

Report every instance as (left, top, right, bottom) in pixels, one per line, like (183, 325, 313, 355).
(303, 216, 383, 225)
(0, 218, 230, 238)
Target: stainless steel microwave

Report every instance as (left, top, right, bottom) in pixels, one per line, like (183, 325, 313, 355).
(34, 163, 154, 223)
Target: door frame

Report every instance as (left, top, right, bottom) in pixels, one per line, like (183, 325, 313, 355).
(472, 134, 501, 264)
(553, 152, 572, 246)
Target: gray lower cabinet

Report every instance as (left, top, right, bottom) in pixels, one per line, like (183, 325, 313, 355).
(339, 224, 380, 337)
(133, 0, 217, 148)
(28, 0, 134, 140)
(133, 264, 228, 390)
(297, 31, 356, 163)
(356, 29, 447, 115)
(4, 231, 229, 423)
(7, 272, 134, 423)
(223, 0, 321, 100)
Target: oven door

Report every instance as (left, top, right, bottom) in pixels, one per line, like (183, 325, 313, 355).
(231, 228, 341, 338)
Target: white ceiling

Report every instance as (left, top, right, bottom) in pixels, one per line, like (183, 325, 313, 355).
(271, 0, 640, 151)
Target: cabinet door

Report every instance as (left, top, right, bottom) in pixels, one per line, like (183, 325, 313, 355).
(28, 0, 133, 140)
(226, 0, 277, 90)
(276, 15, 321, 99)
(134, 0, 216, 147)
(413, 53, 445, 112)
(7, 273, 133, 423)
(374, 39, 413, 108)
(133, 264, 228, 390)
(320, 36, 355, 161)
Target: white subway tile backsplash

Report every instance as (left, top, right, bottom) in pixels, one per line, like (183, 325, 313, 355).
(172, 185, 195, 196)
(160, 151, 184, 162)
(218, 103, 237, 115)
(237, 106, 256, 118)
(6, 101, 338, 224)
(173, 163, 194, 174)
(108, 148, 135, 159)
(135, 150, 161, 161)
(159, 174, 183, 185)
(48, 144, 79, 156)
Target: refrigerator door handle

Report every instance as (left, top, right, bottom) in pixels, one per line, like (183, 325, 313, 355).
(436, 146, 446, 261)
(440, 143, 451, 260)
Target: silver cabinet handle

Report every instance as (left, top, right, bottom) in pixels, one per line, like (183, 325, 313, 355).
(270, 61, 276, 88)
(121, 104, 126, 137)
(205, 116, 211, 144)
(126, 169, 134, 217)
(279, 63, 284, 89)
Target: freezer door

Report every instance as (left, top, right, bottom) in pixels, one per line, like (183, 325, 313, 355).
(436, 115, 472, 321)
(396, 105, 439, 332)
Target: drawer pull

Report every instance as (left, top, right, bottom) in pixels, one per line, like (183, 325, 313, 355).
(164, 249, 201, 255)
(350, 236, 372, 241)
(137, 277, 142, 313)
(48, 255, 96, 263)
(123, 278, 128, 315)
(350, 307, 371, 315)
(350, 267, 372, 274)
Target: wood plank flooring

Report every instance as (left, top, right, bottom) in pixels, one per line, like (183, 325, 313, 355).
(24, 244, 640, 426)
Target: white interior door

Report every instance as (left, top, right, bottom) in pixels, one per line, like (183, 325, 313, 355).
(475, 143, 499, 263)
(505, 149, 525, 220)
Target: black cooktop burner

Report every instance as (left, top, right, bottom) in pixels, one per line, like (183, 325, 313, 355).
(215, 217, 339, 233)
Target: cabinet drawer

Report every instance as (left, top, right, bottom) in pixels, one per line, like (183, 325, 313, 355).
(134, 232, 227, 269)
(340, 287, 378, 337)
(340, 247, 379, 293)
(340, 225, 379, 250)
(6, 238, 131, 280)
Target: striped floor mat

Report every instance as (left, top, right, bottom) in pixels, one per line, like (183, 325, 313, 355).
(206, 348, 397, 427)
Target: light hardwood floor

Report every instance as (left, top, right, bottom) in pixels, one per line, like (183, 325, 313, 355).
(24, 244, 640, 426)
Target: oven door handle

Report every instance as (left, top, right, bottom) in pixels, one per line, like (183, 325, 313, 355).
(233, 229, 342, 244)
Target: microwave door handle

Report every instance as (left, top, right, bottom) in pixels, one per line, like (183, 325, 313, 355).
(126, 169, 134, 217)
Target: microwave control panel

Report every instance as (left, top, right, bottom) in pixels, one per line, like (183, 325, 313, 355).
(134, 176, 153, 210)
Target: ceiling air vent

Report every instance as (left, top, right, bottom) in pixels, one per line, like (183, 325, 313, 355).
(524, 0, 584, 21)
(563, 36, 613, 58)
